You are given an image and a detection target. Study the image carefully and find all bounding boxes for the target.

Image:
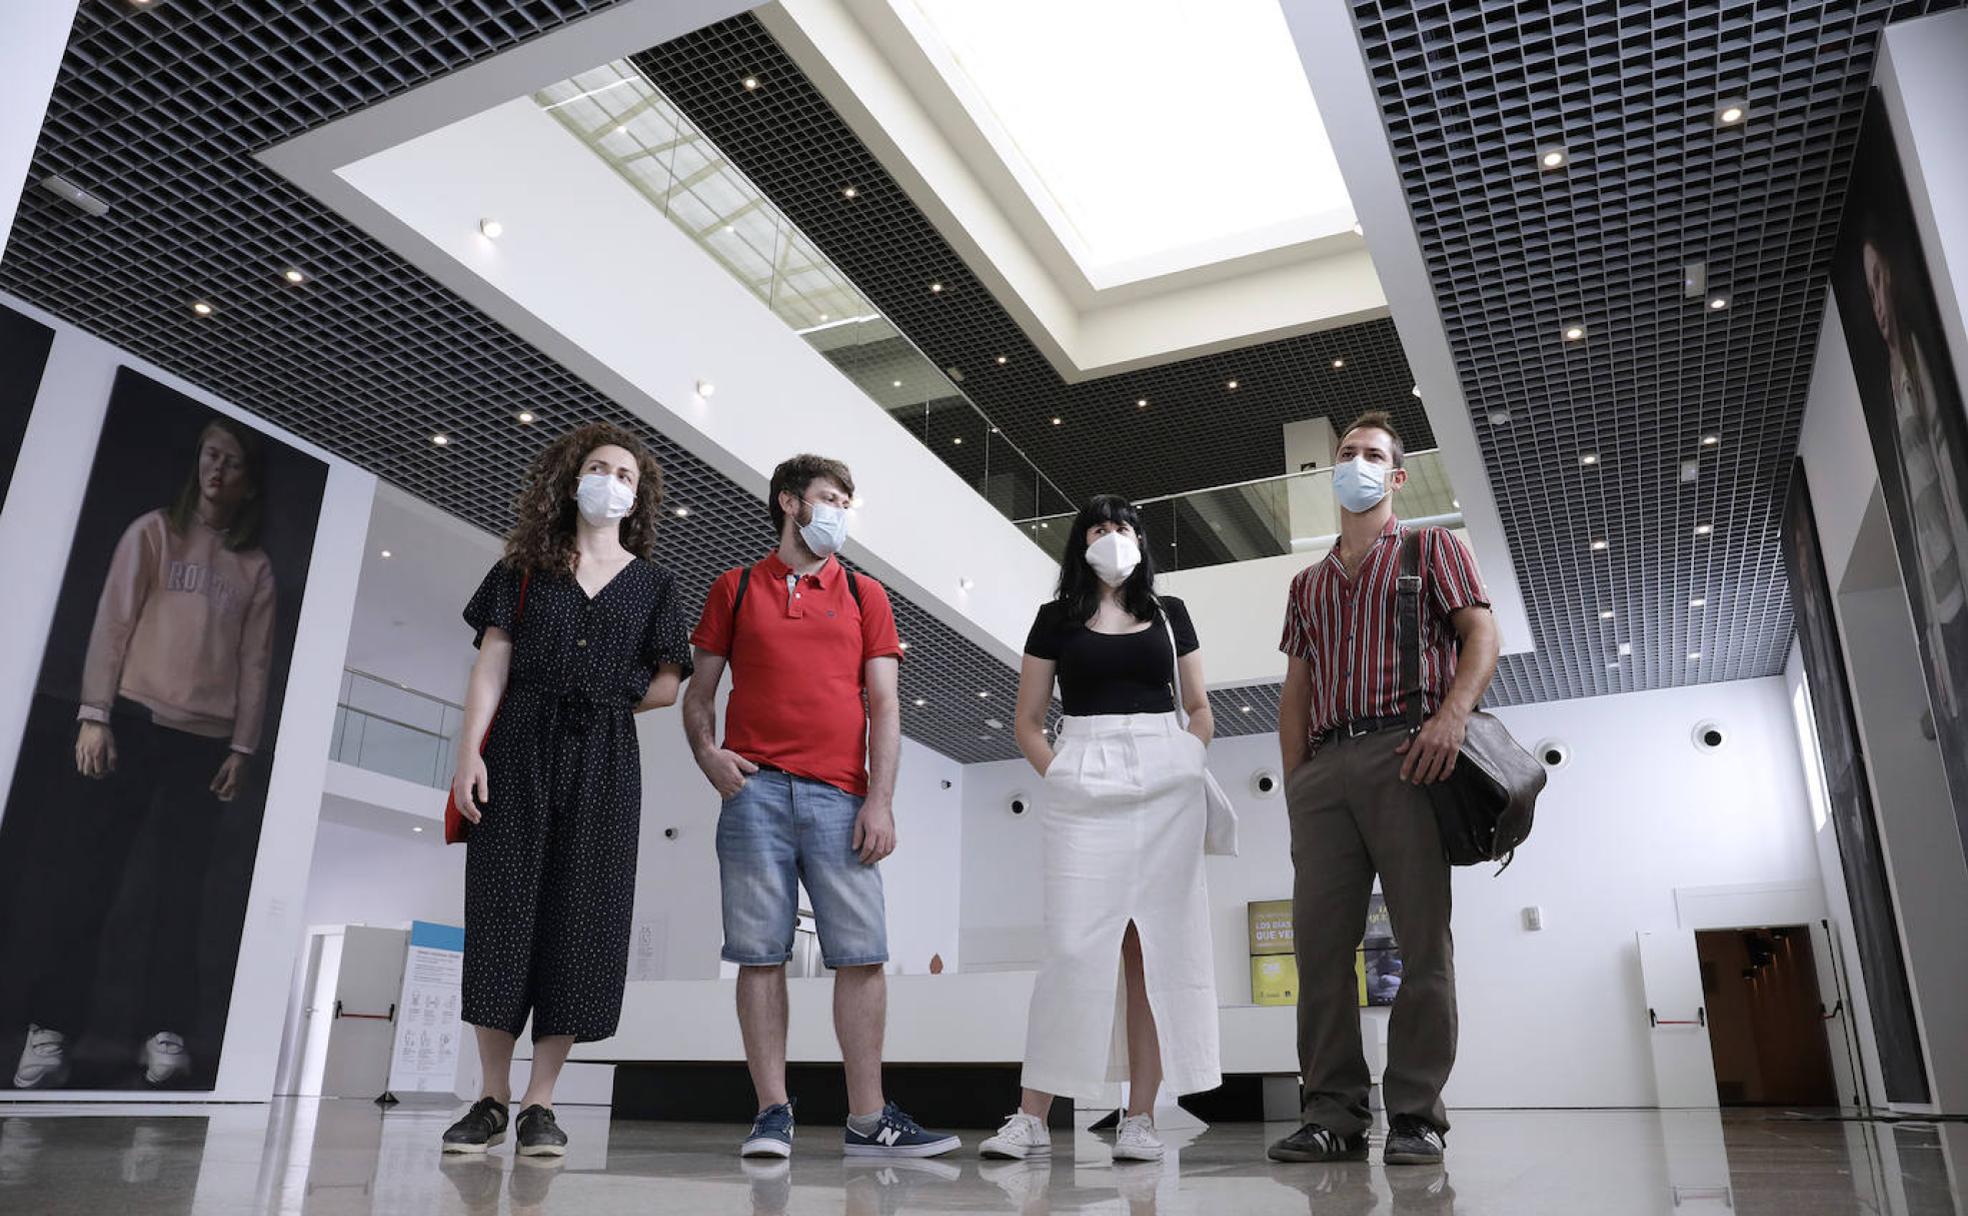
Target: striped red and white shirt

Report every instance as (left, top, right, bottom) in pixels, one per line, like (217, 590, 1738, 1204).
(1278, 516, 1489, 753)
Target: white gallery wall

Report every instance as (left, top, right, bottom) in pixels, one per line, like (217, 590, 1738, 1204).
(0, 4, 72, 254)
(961, 677, 1826, 1109)
(0, 291, 375, 1102)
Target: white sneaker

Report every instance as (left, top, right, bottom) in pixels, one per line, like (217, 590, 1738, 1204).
(12, 1026, 69, 1089)
(141, 1032, 191, 1086)
(1112, 1113, 1165, 1161)
(979, 1112, 1051, 1160)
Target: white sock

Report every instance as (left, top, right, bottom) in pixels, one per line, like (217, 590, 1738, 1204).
(846, 1111, 884, 1134)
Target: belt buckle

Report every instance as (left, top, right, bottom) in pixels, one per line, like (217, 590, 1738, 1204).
(1346, 719, 1372, 739)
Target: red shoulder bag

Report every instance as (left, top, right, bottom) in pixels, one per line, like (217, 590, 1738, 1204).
(444, 572, 529, 845)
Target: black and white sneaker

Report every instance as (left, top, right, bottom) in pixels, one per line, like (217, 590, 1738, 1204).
(1384, 1114, 1446, 1165)
(515, 1104, 568, 1157)
(1266, 1122, 1369, 1163)
(441, 1097, 510, 1153)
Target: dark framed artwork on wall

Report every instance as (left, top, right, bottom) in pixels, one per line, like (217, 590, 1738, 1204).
(1782, 461, 1929, 1104)
(1830, 92, 1968, 874)
(0, 300, 57, 504)
(0, 366, 327, 1092)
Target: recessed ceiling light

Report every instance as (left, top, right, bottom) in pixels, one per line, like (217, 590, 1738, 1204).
(1226, 379, 1239, 390)
(1240, 705, 1253, 713)
(380, 549, 393, 559)
(412, 825, 424, 833)
(1717, 101, 1746, 126)
(431, 434, 449, 446)
(1331, 358, 1345, 369)
(1688, 651, 1703, 661)
(1690, 597, 1707, 608)
(1562, 324, 1586, 342)
(913, 698, 927, 707)
(742, 76, 760, 91)
(959, 577, 975, 591)
(614, 124, 626, 136)
(1707, 295, 1729, 311)
(1580, 453, 1600, 466)
(1411, 384, 1422, 398)
(929, 282, 944, 293)
(1052, 417, 1063, 426)
(1488, 410, 1512, 426)
(1701, 433, 1721, 447)
(897, 640, 908, 650)
(953, 436, 964, 445)
(819, 313, 829, 321)
(843, 186, 858, 198)
(1607, 662, 1621, 671)
(1694, 523, 1714, 536)
(282, 268, 306, 284)
(1539, 145, 1568, 170)
(1137, 398, 1149, 408)
(696, 379, 715, 397)
(1040, 522, 1050, 529)
(478, 218, 503, 239)
(977, 689, 990, 698)
(1599, 610, 1615, 620)
(1590, 538, 1609, 552)
(674, 507, 690, 517)
(1619, 642, 1633, 656)
(723, 224, 734, 233)
(515, 410, 536, 424)
(191, 301, 214, 316)
(996, 355, 1008, 365)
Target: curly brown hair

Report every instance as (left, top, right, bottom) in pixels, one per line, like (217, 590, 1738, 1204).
(503, 422, 666, 576)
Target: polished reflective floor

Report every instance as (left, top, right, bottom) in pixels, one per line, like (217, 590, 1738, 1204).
(0, 1098, 1960, 1215)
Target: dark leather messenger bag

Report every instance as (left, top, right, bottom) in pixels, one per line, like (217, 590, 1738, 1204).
(1397, 528, 1544, 871)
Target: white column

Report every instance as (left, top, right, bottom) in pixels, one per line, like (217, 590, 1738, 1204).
(0, 2, 75, 255)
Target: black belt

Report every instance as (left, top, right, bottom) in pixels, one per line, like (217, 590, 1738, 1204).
(1314, 714, 1412, 749)
(510, 680, 634, 736)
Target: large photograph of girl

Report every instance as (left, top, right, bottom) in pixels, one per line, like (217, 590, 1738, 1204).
(0, 367, 326, 1091)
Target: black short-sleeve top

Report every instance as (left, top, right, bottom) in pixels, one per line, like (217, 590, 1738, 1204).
(463, 558, 694, 708)
(1024, 596, 1199, 717)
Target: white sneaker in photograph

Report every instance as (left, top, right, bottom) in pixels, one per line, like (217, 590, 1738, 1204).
(140, 1032, 191, 1086)
(1112, 1113, 1165, 1162)
(12, 1026, 69, 1089)
(979, 1111, 1052, 1160)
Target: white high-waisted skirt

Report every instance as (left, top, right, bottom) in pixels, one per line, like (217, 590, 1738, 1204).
(1020, 711, 1222, 1102)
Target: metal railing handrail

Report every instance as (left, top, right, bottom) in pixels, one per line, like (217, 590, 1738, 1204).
(1011, 447, 1446, 524)
(334, 703, 450, 742)
(343, 667, 463, 713)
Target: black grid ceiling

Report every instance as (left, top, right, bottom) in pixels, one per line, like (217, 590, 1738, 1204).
(630, 25, 1437, 509)
(634, 4, 1957, 711)
(0, 0, 1056, 765)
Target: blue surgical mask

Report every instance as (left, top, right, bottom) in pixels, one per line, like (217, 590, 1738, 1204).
(1332, 457, 1391, 514)
(799, 501, 850, 557)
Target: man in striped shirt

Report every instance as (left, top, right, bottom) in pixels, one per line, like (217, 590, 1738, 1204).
(1266, 411, 1500, 1168)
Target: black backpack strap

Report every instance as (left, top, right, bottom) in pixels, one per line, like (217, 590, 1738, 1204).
(843, 567, 863, 609)
(1397, 528, 1426, 736)
(727, 565, 752, 660)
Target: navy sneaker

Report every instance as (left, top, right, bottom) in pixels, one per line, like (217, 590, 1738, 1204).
(742, 1100, 796, 1158)
(843, 1102, 960, 1158)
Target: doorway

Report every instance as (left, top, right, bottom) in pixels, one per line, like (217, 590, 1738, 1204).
(1696, 925, 1838, 1106)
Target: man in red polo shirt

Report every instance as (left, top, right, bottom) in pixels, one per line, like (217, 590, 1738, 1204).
(682, 453, 958, 1161)
(1266, 412, 1499, 1169)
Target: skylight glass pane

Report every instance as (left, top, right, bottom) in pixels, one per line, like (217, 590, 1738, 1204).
(900, 0, 1352, 278)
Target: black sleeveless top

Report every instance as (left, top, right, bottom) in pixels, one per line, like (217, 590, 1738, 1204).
(1023, 597, 1199, 717)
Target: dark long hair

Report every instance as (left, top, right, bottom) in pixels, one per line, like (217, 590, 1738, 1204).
(1055, 494, 1159, 625)
(504, 422, 666, 576)
(168, 416, 265, 551)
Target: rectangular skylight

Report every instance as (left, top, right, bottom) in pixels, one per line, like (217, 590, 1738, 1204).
(896, 0, 1355, 285)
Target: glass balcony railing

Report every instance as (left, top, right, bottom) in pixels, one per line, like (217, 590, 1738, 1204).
(535, 64, 1077, 530)
(1015, 450, 1463, 572)
(329, 669, 461, 790)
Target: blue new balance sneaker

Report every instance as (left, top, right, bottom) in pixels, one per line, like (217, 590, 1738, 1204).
(842, 1102, 961, 1158)
(742, 1100, 796, 1158)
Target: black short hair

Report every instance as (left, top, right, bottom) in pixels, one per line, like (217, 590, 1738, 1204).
(768, 454, 856, 534)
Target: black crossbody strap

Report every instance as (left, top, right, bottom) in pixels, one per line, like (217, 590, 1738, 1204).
(1397, 528, 1426, 735)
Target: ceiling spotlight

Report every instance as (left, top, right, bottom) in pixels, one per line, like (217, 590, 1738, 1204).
(929, 282, 944, 293)
(282, 268, 306, 284)
(674, 507, 690, 517)
(380, 549, 393, 559)
(843, 186, 858, 198)
(996, 355, 1008, 365)
(1590, 538, 1609, 552)
(696, 379, 716, 397)
(478, 218, 503, 239)
(1489, 410, 1512, 426)
(1331, 358, 1345, 369)
(977, 689, 991, 698)
(1411, 384, 1423, 398)
(959, 577, 975, 591)
(191, 301, 215, 316)
(1137, 398, 1149, 408)
(723, 224, 734, 233)
(892, 380, 902, 388)
(1040, 521, 1049, 529)
(1701, 433, 1720, 447)
(614, 124, 627, 136)
(1599, 610, 1615, 620)
(1052, 417, 1063, 426)
(1707, 295, 1729, 311)
(1580, 453, 1600, 466)
(1716, 101, 1746, 126)
(742, 76, 760, 91)
(1607, 662, 1621, 671)
(1562, 324, 1586, 342)
(1539, 145, 1569, 170)
(819, 313, 829, 321)
(913, 697, 927, 707)
(953, 436, 964, 445)
(1688, 651, 1704, 661)
(1690, 597, 1707, 608)
(412, 825, 424, 833)
(1694, 523, 1714, 536)
(515, 410, 536, 424)
(1240, 705, 1253, 713)
(431, 434, 450, 446)
(1619, 642, 1633, 656)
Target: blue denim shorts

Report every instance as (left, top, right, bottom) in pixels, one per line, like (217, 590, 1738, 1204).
(716, 769, 888, 968)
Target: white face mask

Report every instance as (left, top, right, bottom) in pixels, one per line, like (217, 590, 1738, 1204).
(1085, 531, 1141, 588)
(575, 472, 637, 526)
(799, 500, 850, 557)
(1332, 456, 1392, 514)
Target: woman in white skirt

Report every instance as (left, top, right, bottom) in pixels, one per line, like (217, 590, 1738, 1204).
(982, 494, 1221, 1163)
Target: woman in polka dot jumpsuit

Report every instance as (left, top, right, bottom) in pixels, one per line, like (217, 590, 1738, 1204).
(441, 423, 693, 1155)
